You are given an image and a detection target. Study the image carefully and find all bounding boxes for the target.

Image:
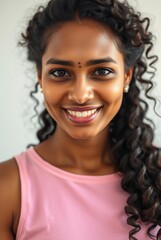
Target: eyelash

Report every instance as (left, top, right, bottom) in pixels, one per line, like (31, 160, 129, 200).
(93, 68, 114, 77)
(49, 69, 71, 78)
(49, 68, 114, 80)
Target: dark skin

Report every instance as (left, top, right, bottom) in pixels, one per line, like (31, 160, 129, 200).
(0, 159, 20, 239)
(0, 19, 132, 238)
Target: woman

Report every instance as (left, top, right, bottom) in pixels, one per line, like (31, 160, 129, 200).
(0, 0, 161, 239)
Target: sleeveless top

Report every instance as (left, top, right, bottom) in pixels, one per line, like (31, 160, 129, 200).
(15, 147, 156, 240)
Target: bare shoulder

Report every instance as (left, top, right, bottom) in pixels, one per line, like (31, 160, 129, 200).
(0, 157, 19, 178)
(0, 158, 21, 239)
(0, 157, 20, 195)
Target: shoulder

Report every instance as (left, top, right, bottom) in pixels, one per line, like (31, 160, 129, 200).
(0, 157, 19, 178)
(0, 158, 20, 195)
(0, 158, 21, 238)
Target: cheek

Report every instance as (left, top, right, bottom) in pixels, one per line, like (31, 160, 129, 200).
(42, 85, 65, 122)
(43, 84, 66, 107)
(99, 81, 124, 102)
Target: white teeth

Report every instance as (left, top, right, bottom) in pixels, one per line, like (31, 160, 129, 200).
(76, 112, 81, 117)
(67, 109, 97, 118)
(72, 111, 76, 116)
(82, 111, 87, 117)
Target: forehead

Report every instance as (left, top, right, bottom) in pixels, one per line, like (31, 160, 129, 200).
(42, 19, 123, 63)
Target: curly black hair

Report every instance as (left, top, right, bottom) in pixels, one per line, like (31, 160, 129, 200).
(19, 0, 161, 239)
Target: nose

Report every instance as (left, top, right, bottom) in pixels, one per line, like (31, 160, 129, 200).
(68, 76, 94, 104)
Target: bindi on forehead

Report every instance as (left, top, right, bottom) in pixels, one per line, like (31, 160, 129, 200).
(78, 62, 82, 68)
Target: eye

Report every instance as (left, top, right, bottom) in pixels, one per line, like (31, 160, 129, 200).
(49, 69, 70, 78)
(94, 68, 113, 76)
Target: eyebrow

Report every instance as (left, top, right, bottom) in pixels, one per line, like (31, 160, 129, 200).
(46, 57, 117, 66)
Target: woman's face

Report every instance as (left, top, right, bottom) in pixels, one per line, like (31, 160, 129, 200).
(38, 20, 132, 139)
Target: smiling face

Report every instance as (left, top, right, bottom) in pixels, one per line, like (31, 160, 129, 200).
(38, 19, 132, 140)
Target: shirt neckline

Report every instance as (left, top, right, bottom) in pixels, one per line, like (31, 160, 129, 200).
(28, 147, 122, 183)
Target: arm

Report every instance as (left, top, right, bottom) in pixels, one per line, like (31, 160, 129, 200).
(0, 158, 21, 239)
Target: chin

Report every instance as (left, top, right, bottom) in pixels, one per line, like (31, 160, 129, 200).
(67, 130, 99, 140)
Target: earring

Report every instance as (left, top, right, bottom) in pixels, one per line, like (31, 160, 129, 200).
(124, 84, 129, 93)
(39, 85, 43, 93)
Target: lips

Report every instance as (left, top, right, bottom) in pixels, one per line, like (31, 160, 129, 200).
(63, 106, 102, 124)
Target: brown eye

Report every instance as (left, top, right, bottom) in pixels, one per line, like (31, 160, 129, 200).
(50, 69, 70, 77)
(94, 68, 112, 76)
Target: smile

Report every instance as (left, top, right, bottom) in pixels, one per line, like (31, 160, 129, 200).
(67, 109, 97, 118)
(64, 107, 102, 124)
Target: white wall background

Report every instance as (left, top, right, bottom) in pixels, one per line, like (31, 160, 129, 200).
(0, 0, 161, 161)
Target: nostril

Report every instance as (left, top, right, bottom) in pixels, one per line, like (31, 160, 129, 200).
(68, 90, 94, 104)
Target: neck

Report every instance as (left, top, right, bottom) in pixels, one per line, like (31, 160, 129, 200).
(47, 126, 114, 174)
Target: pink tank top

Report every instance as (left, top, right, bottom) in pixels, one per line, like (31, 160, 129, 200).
(15, 147, 156, 240)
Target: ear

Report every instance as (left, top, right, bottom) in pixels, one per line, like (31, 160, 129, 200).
(124, 66, 133, 86)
